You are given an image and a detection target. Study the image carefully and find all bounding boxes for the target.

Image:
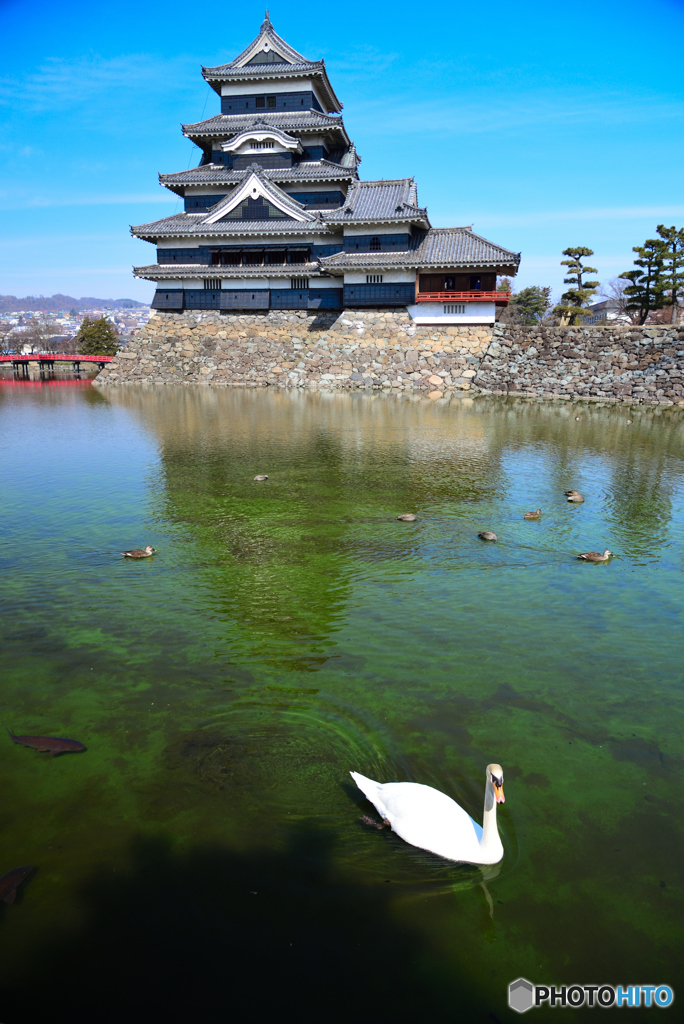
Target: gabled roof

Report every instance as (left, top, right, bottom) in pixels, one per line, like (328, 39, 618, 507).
(159, 160, 357, 195)
(201, 167, 310, 225)
(183, 111, 350, 146)
(325, 178, 430, 228)
(201, 14, 342, 113)
(209, 12, 314, 69)
(417, 227, 519, 267)
(130, 211, 332, 241)
(320, 228, 521, 273)
(219, 122, 302, 153)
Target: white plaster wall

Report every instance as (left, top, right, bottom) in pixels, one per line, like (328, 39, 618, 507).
(407, 301, 495, 325)
(220, 81, 312, 96)
(344, 270, 415, 284)
(342, 224, 412, 237)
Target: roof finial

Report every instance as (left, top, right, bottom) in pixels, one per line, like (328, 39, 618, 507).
(262, 9, 271, 26)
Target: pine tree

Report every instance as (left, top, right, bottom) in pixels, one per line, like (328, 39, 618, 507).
(76, 316, 120, 356)
(510, 286, 552, 325)
(554, 247, 600, 325)
(618, 240, 666, 325)
(656, 224, 684, 324)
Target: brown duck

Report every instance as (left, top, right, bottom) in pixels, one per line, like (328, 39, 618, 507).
(565, 490, 585, 503)
(577, 550, 612, 562)
(396, 514, 417, 522)
(122, 546, 155, 558)
(478, 531, 497, 541)
(523, 509, 542, 520)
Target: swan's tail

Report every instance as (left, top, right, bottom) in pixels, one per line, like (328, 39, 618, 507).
(350, 771, 384, 809)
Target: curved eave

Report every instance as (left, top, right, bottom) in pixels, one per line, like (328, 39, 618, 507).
(332, 216, 432, 230)
(320, 257, 521, 273)
(131, 224, 337, 243)
(181, 114, 350, 148)
(201, 63, 342, 113)
(158, 166, 358, 197)
(134, 263, 325, 281)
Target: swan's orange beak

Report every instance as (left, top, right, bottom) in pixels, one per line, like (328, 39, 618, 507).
(494, 783, 505, 804)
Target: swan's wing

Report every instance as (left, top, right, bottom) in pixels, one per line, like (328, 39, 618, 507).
(378, 782, 483, 861)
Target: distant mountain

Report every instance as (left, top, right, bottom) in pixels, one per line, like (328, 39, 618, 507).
(0, 294, 148, 312)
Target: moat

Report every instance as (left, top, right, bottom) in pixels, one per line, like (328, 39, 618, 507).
(1, 382, 683, 1021)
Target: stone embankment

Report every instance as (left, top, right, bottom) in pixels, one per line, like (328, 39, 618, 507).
(93, 310, 684, 406)
(93, 309, 493, 397)
(476, 324, 684, 406)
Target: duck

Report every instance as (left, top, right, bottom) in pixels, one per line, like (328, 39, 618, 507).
(578, 549, 612, 562)
(478, 531, 497, 541)
(396, 513, 417, 522)
(254, 474, 268, 482)
(523, 509, 542, 519)
(121, 546, 155, 558)
(350, 764, 505, 866)
(565, 490, 584, 503)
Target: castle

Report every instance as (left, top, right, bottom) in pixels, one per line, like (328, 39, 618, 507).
(132, 13, 519, 324)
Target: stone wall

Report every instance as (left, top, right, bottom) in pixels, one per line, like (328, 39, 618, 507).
(93, 309, 684, 406)
(93, 309, 490, 395)
(475, 324, 684, 406)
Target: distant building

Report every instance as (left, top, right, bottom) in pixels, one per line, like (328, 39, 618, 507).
(132, 15, 519, 324)
(583, 299, 632, 326)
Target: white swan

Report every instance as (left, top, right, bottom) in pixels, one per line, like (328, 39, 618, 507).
(351, 763, 505, 865)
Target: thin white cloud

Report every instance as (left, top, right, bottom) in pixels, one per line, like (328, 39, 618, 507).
(469, 206, 684, 227)
(350, 92, 684, 137)
(0, 193, 177, 210)
(0, 53, 195, 112)
(0, 267, 136, 276)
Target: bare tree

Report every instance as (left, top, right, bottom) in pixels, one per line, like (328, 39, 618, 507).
(597, 278, 641, 324)
(18, 318, 68, 352)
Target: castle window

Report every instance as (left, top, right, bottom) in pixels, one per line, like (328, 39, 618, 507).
(444, 304, 465, 314)
(291, 277, 309, 290)
(251, 140, 274, 149)
(204, 279, 221, 290)
(369, 236, 381, 251)
(366, 275, 383, 284)
(255, 97, 265, 108)
(267, 95, 276, 108)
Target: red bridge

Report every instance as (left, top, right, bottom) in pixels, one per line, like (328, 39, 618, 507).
(0, 353, 113, 378)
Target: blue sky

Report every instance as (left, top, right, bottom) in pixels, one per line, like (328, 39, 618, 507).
(1, 0, 683, 304)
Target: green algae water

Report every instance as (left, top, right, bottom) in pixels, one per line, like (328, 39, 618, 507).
(1, 381, 683, 1022)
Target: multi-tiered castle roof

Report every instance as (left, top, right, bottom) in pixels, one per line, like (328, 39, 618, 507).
(132, 13, 519, 323)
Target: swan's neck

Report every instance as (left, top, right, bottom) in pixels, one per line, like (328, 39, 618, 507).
(480, 781, 500, 851)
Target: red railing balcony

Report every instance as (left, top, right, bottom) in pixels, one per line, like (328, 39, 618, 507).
(415, 290, 510, 305)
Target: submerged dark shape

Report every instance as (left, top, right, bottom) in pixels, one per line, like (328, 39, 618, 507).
(0, 865, 32, 904)
(7, 731, 85, 756)
(359, 815, 388, 830)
